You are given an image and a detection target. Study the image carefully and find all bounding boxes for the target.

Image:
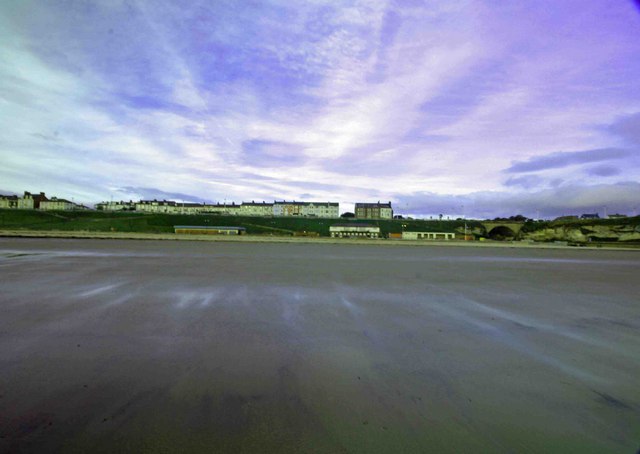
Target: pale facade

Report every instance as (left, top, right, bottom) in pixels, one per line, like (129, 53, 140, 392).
(96, 201, 136, 211)
(273, 201, 339, 217)
(240, 202, 274, 216)
(174, 225, 246, 235)
(17, 195, 34, 209)
(40, 198, 76, 211)
(135, 200, 177, 213)
(402, 231, 456, 240)
(93, 198, 338, 217)
(0, 195, 18, 209)
(0, 192, 47, 209)
(330, 224, 380, 238)
(176, 203, 206, 215)
(203, 203, 240, 215)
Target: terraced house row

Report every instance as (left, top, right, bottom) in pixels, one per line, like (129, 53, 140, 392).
(2, 191, 395, 219)
(96, 200, 395, 218)
(95, 200, 342, 218)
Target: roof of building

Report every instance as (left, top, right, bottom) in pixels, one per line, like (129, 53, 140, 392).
(274, 201, 339, 206)
(45, 198, 73, 203)
(138, 200, 177, 205)
(21, 191, 48, 202)
(0, 194, 18, 200)
(242, 201, 273, 206)
(204, 203, 240, 208)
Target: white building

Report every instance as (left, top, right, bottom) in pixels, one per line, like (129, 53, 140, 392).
(0, 192, 48, 210)
(0, 194, 18, 209)
(273, 201, 339, 217)
(40, 197, 78, 211)
(94, 198, 339, 217)
(330, 224, 380, 238)
(96, 201, 136, 211)
(402, 231, 456, 240)
(240, 202, 274, 217)
(174, 225, 246, 235)
(202, 203, 240, 215)
(176, 203, 207, 215)
(135, 200, 177, 213)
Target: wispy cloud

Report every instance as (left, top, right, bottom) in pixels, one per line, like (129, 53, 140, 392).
(505, 148, 632, 173)
(608, 111, 640, 146)
(118, 187, 212, 203)
(585, 165, 621, 177)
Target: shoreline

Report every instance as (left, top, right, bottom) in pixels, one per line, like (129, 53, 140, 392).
(1, 229, 639, 251)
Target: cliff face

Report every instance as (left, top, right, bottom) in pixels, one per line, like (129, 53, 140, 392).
(523, 223, 640, 243)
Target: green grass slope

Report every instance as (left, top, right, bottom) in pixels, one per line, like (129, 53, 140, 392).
(0, 209, 482, 237)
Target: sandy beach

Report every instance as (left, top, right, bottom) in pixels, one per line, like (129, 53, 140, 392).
(1, 237, 639, 452)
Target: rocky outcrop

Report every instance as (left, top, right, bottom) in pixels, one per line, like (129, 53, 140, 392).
(523, 223, 640, 243)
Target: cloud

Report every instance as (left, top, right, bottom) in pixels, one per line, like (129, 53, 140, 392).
(394, 182, 640, 219)
(117, 187, 212, 203)
(503, 175, 544, 189)
(608, 111, 640, 146)
(240, 140, 306, 166)
(505, 148, 632, 173)
(585, 165, 621, 177)
(30, 132, 61, 142)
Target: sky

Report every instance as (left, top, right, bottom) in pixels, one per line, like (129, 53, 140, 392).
(1, 0, 639, 219)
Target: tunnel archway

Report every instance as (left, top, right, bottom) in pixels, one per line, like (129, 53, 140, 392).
(487, 226, 516, 240)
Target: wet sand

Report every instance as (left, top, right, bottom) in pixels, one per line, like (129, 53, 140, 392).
(1, 238, 639, 453)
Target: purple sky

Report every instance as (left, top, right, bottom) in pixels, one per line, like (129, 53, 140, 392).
(1, 0, 639, 218)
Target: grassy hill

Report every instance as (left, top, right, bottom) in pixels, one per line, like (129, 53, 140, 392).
(0, 209, 481, 237)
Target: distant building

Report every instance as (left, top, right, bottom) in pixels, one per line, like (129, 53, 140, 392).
(179, 203, 208, 215)
(355, 202, 393, 219)
(402, 231, 456, 240)
(40, 197, 78, 211)
(21, 191, 49, 209)
(240, 201, 274, 217)
(607, 214, 627, 219)
(96, 201, 136, 211)
(174, 225, 246, 235)
(0, 194, 18, 209)
(580, 213, 600, 219)
(0, 192, 48, 209)
(135, 200, 178, 213)
(94, 198, 339, 217)
(272, 201, 339, 218)
(329, 223, 380, 238)
(204, 202, 240, 215)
